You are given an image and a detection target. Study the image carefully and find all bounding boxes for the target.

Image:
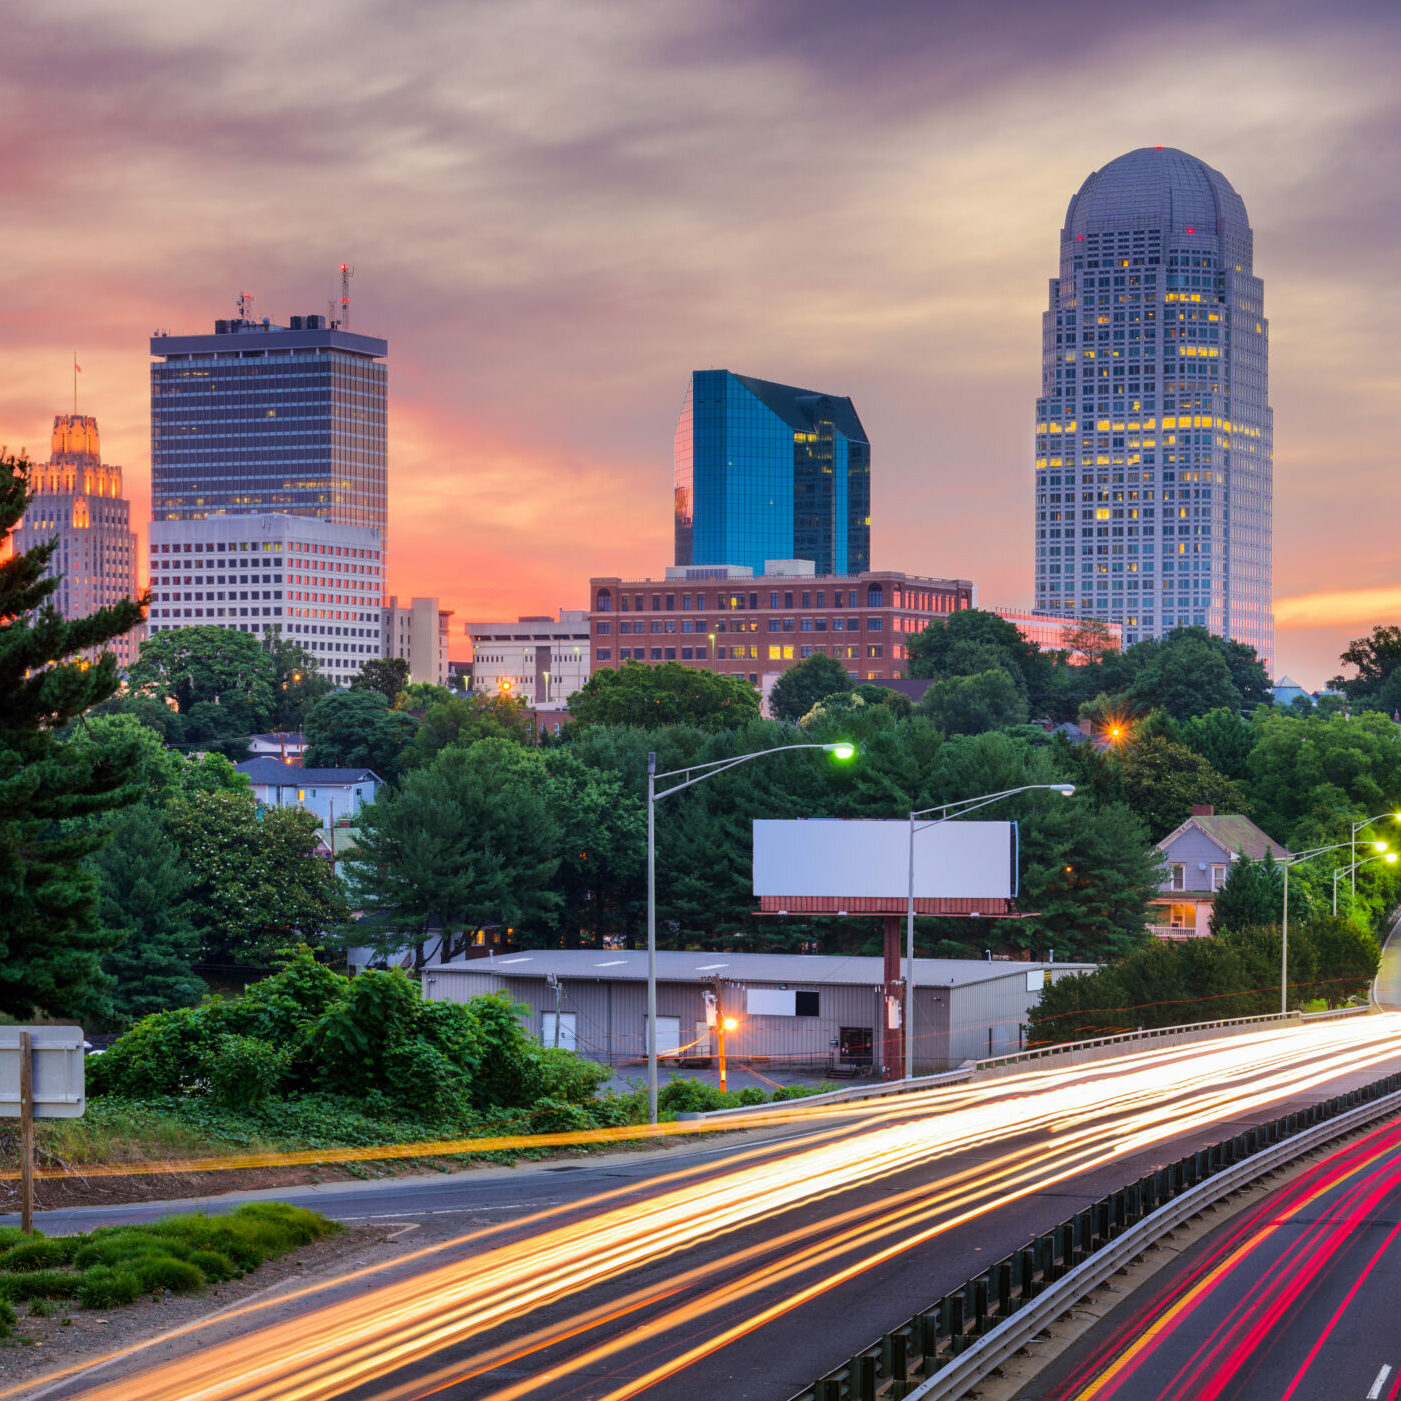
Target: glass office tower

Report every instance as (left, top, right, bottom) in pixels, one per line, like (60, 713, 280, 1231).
(150, 312, 388, 536)
(674, 370, 870, 577)
(1033, 147, 1274, 669)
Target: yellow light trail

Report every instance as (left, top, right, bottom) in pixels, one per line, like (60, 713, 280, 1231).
(29, 1016, 1401, 1401)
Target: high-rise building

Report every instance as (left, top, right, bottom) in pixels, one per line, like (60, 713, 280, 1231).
(466, 610, 590, 710)
(674, 370, 870, 578)
(1033, 148, 1273, 668)
(14, 414, 142, 665)
(147, 513, 384, 685)
(382, 595, 454, 688)
(149, 310, 388, 537)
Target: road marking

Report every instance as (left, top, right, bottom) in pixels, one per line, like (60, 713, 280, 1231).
(1368, 1364, 1392, 1399)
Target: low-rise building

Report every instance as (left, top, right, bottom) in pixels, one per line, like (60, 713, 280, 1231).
(247, 732, 306, 764)
(147, 514, 384, 686)
(990, 607, 1122, 661)
(382, 595, 453, 687)
(588, 565, 974, 691)
(236, 757, 381, 827)
(466, 610, 590, 709)
(1150, 804, 1288, 939)
(421, 949, 1094, 1076)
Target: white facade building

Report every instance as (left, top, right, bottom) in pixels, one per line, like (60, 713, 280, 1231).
(235, 758, 380, 827)
(147, 513, 384, 685)
(382, 595, 453, 687)
(466, 610, 589, 710)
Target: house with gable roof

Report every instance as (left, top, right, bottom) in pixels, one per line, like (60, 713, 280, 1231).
(1149, 804, 1288, 940)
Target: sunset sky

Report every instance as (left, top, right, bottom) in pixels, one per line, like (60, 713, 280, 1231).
(3, 0, 1398, 687)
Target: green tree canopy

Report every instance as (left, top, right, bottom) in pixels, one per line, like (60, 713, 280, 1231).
(262, 631, 334, 731)
(0, 451, 147, 1020)
(342, 740, 564, 965)
(1127, 636, 1242, 721)
(350, 656, 410, 701)
(1330, 624, 1401, 707)
(906, 609, 1052, 709)
(397, 682, 454, 712)
(567, 660, 761, 730)
(1117, 735, 1248, 841)
(402, 694, 532, 769)
(1209, 851, 1282, 934)
(917, 669, 1029, 736)
(129, 625, 276, 730)
(302, 689, 419, 778)
(1179, 706, 1255, 781)
(767, 653, 853, 723)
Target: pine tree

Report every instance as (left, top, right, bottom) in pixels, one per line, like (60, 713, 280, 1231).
(0, 451, 146, 1020)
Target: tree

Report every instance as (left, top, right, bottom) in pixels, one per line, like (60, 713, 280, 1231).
(350, 656, 410, 701)
(1127, 637, 1241, 721)
(342, 740, 564, 966)
(262, 631, 334, 731)
(165, 789, 347, 964)
(917, 669, 1029, 736)
(1180, 707, 1255, 781)
(397, 682, 454, 712)
(302, 689, 418, 778)
(1331, 625, 1401, 707)
(0, 450, 147, 1021)
(1064, 617, 1120, 666)
(94, 805, 205, 1025)
(1209, 852, 1283, 934)
(1117, 735, 1248, 841)
(128, 625, 276, 730)
(768, 653, 853, 723)
(568, 660, 761, 730)
(907, 609, 1053, 709)
(402, 693, 533, 769)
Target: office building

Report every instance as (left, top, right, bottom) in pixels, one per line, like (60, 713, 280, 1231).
(13, 414, 142, 665)
(466, 610, 590, 709)
(1033, 147, 1274, 667)
(589, 564, 972, 691)
(990, 607, 1122, 661)
(149, 308, 388, 538)
(674, 370, 870, 578)
(147, 513, 383, 684)
(382, 595, 454, 688)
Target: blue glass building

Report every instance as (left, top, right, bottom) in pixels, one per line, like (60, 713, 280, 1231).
(1033, 148, 1273, 668)
(149, 313, 388, 536)
(674, 370, 870, 577)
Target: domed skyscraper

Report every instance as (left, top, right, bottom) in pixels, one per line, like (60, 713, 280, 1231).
(1033, 147, 1273, 669)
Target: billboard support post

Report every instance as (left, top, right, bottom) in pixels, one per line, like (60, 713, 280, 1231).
(882, 917, 904, 1082)
(19, 1032, 33, 1233)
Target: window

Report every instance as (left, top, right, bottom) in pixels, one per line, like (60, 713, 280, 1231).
(866, 584, 884, 607)
(1211, 864, 1228, 891)
(1169, 863, 1185, 891)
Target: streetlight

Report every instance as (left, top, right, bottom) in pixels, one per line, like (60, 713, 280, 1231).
(1351, 812, 1401, 899)
(645, 740, 856, 1123)
(903, 783, 1076, 1079)
(1280, 840, 1387, 1014)
(1334, 851, 1398, 915)
(717, 1013, 738, 1094)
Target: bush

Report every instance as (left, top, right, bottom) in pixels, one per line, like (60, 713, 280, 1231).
(657, 1079, 729, 1114)
(0, 1237, 74, 1271)
(187, 1248, 238, 1282)
(77, 1266, 142, 1309)
(0, 1298, 13, 1338)
(0, 1269, 81, 1302)
(203, 1034, 290, 1109)
(130, 1255, 205, 1294)
(0, 1228, 32, 1252)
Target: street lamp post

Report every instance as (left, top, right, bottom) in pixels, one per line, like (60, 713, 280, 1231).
(646, 740, 855, 1124)
(1281, 839, 1388, 1014)
(1352, 812, 1401, 900)
(903, 783, 1075, 1079)
(1333, 851, 1398, 915)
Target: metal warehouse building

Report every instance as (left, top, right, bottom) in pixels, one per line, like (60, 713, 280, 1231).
(421, 950, 1094, 1078)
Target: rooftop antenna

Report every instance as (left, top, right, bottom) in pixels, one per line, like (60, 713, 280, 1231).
(237, 291, 253, 322)
(339, 263, 354, 330)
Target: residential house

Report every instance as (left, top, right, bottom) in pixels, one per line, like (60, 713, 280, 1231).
(235, 757, 380, 827)
(1151, 804, 1288, 939)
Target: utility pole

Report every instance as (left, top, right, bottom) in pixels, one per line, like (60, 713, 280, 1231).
(548, 973, 562, 1048)
(19, 1032, 34, 1234)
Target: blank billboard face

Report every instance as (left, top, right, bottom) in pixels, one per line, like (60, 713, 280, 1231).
(752, 819, 1017, 900)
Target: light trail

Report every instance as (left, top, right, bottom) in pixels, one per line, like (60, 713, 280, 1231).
(28, 1015, 1401, 1401)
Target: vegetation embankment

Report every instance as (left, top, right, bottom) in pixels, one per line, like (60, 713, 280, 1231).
(0, 1202, 334, 1341)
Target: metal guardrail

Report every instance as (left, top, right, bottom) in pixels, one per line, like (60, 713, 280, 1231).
(789, 1069, 1401, 1401)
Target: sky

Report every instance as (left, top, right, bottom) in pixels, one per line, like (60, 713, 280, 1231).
(2, 0, 1398, 688)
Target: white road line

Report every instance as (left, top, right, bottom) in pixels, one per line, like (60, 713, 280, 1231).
(1367, 1363, 1392, 1399)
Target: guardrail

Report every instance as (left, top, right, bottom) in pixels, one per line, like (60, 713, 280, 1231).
(789, 1069, 1401, 1401)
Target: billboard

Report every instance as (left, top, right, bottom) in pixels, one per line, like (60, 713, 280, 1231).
(752, 819, 1017, 901)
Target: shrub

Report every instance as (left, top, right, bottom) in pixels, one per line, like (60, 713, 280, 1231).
(187, 1248, 238, 1282)
(532, 1048, 611, 1105)
(0, 1298, 13, 1338)
(735, 1087, 766, 1107)
(0, 1228, 32, 1252)
(130, 1255, 205, 1294)
(77, 1266, 142, 1309)
(657, 1079, 728, 1114)
(0, 1237, 74, 1271)
(527, 1097, 594, 1134)
(0, 1269, 81, 1302)
(203, 1034, 290, 1109)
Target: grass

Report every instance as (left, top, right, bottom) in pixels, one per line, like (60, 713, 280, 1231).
(0, 1202, 337, 1340)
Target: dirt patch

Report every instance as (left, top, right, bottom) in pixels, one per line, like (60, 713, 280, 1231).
(0, 1222, 398, 1390)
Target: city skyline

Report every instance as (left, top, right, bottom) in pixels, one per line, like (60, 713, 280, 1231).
(3, 1, 1400, 685)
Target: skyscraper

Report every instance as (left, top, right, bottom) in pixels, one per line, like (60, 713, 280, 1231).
(674, 370, 870, 578)
(1033, 148, 1274, 668)
(14, 414, 142, 665)
(149, 309, 388, 536)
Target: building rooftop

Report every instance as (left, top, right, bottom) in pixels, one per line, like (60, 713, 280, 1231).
(1158, 810, 1287, 862)
(1065, 147, 1249, 241)
(729, 373, 868, 447)
(422, 948, 1093, 989)
(237, 758, 381, 786)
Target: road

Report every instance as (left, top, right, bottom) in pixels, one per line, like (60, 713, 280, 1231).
(14, 1016, 1401, 1401)
(1021, 1110, 1401, 1401)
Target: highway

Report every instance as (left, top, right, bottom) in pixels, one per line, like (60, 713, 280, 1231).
(15, 1016, 1401, 1401)
(1022, 1109, 1401, 1401)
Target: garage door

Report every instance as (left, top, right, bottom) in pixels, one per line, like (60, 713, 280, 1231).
(645, 1015, 682, 1057)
